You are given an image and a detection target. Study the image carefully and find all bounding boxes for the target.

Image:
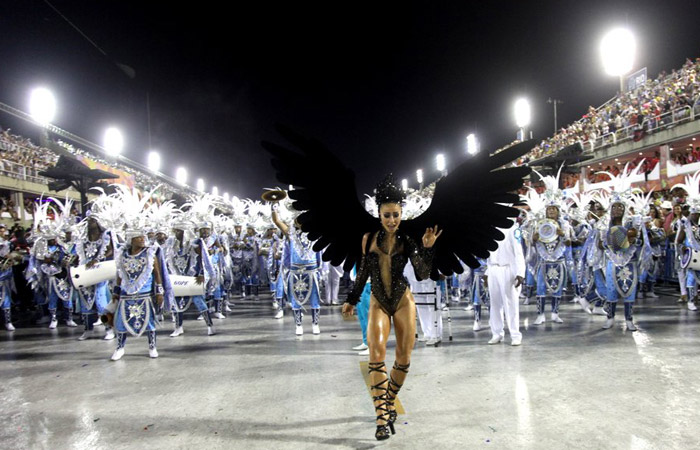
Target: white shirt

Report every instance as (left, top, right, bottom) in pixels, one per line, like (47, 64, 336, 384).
(486, 221, 526, 277)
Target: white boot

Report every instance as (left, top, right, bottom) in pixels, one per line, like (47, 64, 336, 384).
(295, 325, 303, 336)
(48, 318, 58, 329)
(523, 297, 530, 305)
(207, 326, 216, 336)
(170, 326, 183, 337)
(66, 319, 78, 327)
(149, 347, 159, 358)
(551, 313, 564, 323)
(104, 329, 115, 340)
(626, 320, 638, 331)
(312, 324, 321, 335)
(533, 314, 546, 325)
(592, 306, 607, 316)
(5, 322, 15, 332)
(272, 300, 279, 309)
(110, 348, 125, 361)
(579, 298, 592, 314)
(78, 330, 94, 341)
(357, 348, 370, 356)
(274, 309, 284, 319)
(472, 320, 482, 331)
(196, 314, 204, 321)
(92, 319, 103, 327)
(488, 335, 503, 344)
(688, 301, 698, 311)
(352, 343, 368, 351)
(602, 318, 615, 329)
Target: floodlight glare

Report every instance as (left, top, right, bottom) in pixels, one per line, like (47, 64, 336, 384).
(600, 28, 635, 76)
(196, 178, 205, 192)
(436, 154, 446, 172)
(514, 98, 531, 129)
(104, 127, 124, 157)
(176, 167, 188, 185)
(29, 88, 56, 125)
(212, 186, 219, 196)
(466, 133, 478, 155)
(416, 169, 423, 184)
(223, 192, 230, 202)
(147, 151, 161, 172)
(401, 179, 408, 191)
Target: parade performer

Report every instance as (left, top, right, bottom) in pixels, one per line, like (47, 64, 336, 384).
(470, 257, 489, 331)
(271, 202, 323, 336)
(672, 171, 700, 312)
(597, 164, 646, 331)
(484, 217, 525, 346)
(165, 211, 216, 337)
(74, 199, 116, 341)
(0, 231, 19, 331)
(108, 186, 172, 361)
(520, 189, 543, 305)
(26, 200, 77, 329)
(262, 125, 531, 441)
(529, 168, 570, 325)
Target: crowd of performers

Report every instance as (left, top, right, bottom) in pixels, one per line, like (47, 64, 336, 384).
(4, 163, 700, 360)
(0, 186, 353, 360)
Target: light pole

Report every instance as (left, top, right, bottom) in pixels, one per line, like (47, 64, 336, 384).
(416, 169, 424, 190)
(436, 154, 446, 177)
(104, 127, 123, 157)
(147, 151, 161, 173)
(212, 186, 219, 197)
(546, 98, 564, 134)
(401, 178, 408, 192)
(29, 88, 56, 147)
(514, 98, 531, 142)
(196, 178, 205, 192)
(466, 133, 478, 155)
(176, 167, 188, 186)
(600, 28, 636, 93)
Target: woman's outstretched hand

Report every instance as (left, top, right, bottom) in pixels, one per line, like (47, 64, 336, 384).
(422, 226, 443, 248)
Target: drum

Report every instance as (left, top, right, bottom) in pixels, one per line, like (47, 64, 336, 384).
(681, 247, 700, 271)
(70, 260, 117, 289)
(170, 275, 206, 297)
(537, 219, 559, 243)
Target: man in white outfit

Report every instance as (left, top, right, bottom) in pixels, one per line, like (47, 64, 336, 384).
(322, 260, 344, 305)
(404, 260, 443, 346)
(484, 218, 525, 346)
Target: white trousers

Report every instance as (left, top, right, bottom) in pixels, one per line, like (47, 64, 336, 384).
(416, 303, 443, 339)
(324, 265, 343, 302)
(487, 265, 522, 340)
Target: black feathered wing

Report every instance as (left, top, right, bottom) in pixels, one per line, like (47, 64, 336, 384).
(261, 125, 378, 272)
(401, 140, 533, 278)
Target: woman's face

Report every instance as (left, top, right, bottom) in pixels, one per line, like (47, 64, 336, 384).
(379, 203, 402, 234)
(674, 205, 681, 216)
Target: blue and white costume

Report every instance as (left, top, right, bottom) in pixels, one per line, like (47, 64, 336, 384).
(0, 238, 16, 331)
(75, 227, 114, 338)
(283, 224, 322, 334)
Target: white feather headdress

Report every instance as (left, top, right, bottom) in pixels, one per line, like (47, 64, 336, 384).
(596, 161, 644, 209)
(184, 193, 216, 230)
(671, 170, 700, 213)
(532, 165, 564, 208)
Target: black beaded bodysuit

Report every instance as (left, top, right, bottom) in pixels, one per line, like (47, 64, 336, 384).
(347, 230, 434, 316)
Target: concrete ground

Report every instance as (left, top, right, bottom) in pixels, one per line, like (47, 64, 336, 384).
(2, 286, 700, 450)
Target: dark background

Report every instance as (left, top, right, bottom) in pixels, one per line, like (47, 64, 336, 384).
(1, 1, 699, 199)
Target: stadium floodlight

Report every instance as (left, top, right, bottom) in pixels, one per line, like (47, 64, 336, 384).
(147, 151, 161, 172)
(104, 127, 123, 157)
(416, 169, 423, 184)
(436, 154, 446, 172)
(176, 167, 188, 185)
(212, 186, 219, 197)
(514, 98, 531, 129)
(401, 178, 408, 191)
(223, 192, 230, 202)
(29, 87, 56, 125)
(466, 133, 478, 155)
(196, 178, 205, 192)
(600, 28, 635, 77)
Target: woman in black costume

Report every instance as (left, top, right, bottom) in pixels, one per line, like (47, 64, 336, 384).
(262, 125, 532, 441)
(342, 176, 441, 439)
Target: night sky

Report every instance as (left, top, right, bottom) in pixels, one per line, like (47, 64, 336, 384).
(1, 1, 700, 199)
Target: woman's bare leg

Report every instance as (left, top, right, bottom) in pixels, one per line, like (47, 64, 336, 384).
(367, 296, 392, 427)
(386, 290, 416, 418)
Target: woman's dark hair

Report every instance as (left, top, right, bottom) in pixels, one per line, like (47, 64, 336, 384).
(374, 173, 405, 210)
